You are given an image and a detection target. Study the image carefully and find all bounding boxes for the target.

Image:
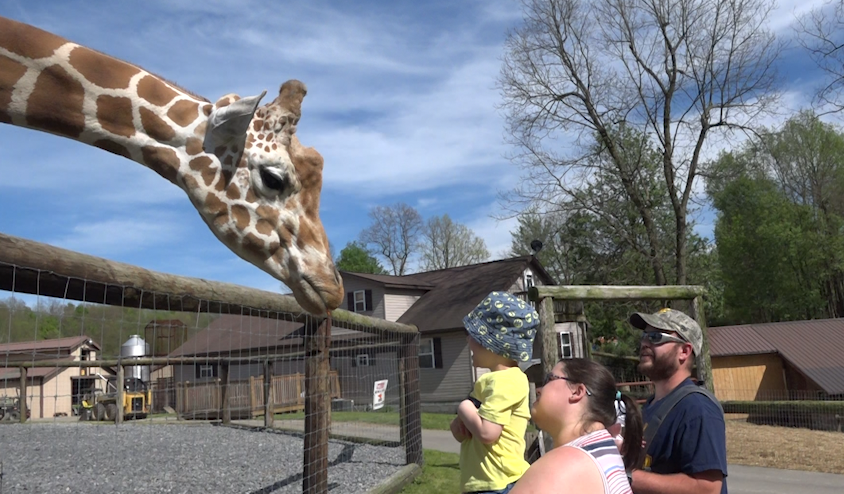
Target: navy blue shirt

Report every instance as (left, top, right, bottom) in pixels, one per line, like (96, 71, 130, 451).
(642, 379, 728, 494)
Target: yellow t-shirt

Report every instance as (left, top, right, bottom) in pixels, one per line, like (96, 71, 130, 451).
(459, 366, 531, 493)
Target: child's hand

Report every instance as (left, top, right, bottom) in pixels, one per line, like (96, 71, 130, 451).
(450, 416, 472, 442)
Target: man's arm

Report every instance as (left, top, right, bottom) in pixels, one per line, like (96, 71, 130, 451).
(631, 469, 722, 494)
(457, 399, 503, 444)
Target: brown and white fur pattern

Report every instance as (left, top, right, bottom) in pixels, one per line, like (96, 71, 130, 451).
(0, 16, 343, 315)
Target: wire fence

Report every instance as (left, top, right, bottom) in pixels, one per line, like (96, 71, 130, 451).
(0, 232, 422, 494)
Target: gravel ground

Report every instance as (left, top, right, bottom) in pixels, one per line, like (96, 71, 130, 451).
(0, 423, 406, 493)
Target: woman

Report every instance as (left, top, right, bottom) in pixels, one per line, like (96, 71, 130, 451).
(511, 358, 643, 494)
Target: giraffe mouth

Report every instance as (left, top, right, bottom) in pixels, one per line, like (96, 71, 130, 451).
(296, 274, 329, 315)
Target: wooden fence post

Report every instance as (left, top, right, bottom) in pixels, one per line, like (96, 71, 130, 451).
(690, 295, 714, 394)
(221, 362, 230, 424)
(264, 360, 274, 428)
(303, 315, 331, 494)
(398, 332, 423, 466)
(537, 297, 558, 377)
(18, 366, 27, 423)
(116, 364, 124, 424)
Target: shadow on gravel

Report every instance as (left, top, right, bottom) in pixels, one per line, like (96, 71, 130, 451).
(248, 443, 354, 494)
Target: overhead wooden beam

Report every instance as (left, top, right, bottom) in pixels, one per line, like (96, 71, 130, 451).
(528, 285, 705, 302)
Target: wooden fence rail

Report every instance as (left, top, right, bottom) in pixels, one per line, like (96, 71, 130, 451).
(175, 372, 340, 419)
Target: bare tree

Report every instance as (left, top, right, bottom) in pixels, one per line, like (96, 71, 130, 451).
(499, 0, 782, 284)
(796, 1, 844, 112)
(420, 215, 490, 271)
(359, 203, 423, 275)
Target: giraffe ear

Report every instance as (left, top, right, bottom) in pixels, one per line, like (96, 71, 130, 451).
(204, 90, 267, 152)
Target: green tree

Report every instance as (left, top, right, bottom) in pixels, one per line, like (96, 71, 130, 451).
(419, 215, 489, 271)
(335, 242, 387, 274)
(499, 0, 782, 286)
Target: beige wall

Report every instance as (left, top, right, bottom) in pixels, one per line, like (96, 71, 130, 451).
(420, 331, 473, 403)
(384, 291, 425, 322)
(342, 277, 386, 319)
(711, 354, 786, 401)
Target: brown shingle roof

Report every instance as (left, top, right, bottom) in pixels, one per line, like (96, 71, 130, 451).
(168, 314, 375, 357)
(709, 325, 777, 356)
(340, 272, 435, 290)
(397, 257, 550, 333)
(0, 335, 100, 358)
(710, 319, 844, 395)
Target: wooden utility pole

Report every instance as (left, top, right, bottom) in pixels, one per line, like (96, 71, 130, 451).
(303, 315, 331, 494)
(264, 360, 274, 428)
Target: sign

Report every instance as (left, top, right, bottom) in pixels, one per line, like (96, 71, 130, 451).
(372, 379, 388, 410)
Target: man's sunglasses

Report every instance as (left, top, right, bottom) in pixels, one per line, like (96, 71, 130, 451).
(542, 373, 592, 396)
(641, 331, 688, 346)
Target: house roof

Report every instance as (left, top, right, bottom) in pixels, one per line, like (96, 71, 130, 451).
(169, 314, 375, 357)
(340, 272, 435, 290)
(144, 319, 187, 328)
(0, 358, 75, 382)
(0, 335, 101, 359)
(396, 256, 552, 333)
(709, 319, 844, 395)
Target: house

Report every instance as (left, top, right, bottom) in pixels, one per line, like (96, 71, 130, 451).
(709, 319, 844, 401)
(145, 319, 189, 381)
(0, 335, 107, 419)
(168, 256, 577, 413)
(340, 256, 578, 412)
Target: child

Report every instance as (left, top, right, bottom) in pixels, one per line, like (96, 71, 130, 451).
(450, 291, 539, 494)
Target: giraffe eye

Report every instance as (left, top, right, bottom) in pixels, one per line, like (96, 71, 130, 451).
(259, 166, 287, 192)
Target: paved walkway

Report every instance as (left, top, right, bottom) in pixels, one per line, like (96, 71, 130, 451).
(233, 419, 844, 494)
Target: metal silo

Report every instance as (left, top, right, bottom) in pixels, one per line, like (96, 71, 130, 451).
(121, 335, 150, 383)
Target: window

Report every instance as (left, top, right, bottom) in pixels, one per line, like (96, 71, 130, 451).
(524, 272, 534, 290)
(195, 364, 218, 379)
(354, 290, 367, 312)
(420, 338, 436, 368)
(559, 332, 573, 359)
(356, 354, 370, 367)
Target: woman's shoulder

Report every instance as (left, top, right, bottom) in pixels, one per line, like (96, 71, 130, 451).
(510, 445, 602, 493)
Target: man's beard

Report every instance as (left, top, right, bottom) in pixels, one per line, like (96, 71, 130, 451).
(638, 346, 680, 381)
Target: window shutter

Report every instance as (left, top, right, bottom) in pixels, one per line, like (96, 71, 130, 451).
(351, 353, 357, 367)
(365, 290, 373, 312)
(194, 364, 200, 380)
(433, 337, 443, 369)
(347, 292, 354, 311)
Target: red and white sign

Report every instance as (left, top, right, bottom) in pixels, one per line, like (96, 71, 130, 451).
(372, 379, 388, 410)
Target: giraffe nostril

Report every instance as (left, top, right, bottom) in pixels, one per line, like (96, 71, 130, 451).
(333, 266, 341, 284)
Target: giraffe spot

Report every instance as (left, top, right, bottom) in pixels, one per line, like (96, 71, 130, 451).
(167, 100, 199, 127)
(225, 184, 241, 201)
(264, 145, 271, 153)
(185, 138, 203, 156)
(137, 75, 178, 107)
(231, 145, 239, 154)
(0, 18, 67, 59)
(96, 95, 135, 137)
(202, 104, 212, 116)
(223, 155, 233, 166)
(193, 122, 207, 139)
(230, 204, 251, 230)
(214, 145, 227, 156)
(140, 107, 176, 142)
(189, 155, 212, 172)
(0, 56, 27, 123)
(245, 141, 253, 149)
(141, 146, 179, 184)
(27, 65, 84, 138)
(244, 232, 266, 252)
(222, 169, 233, 185)
(257, 134, 264, 141)
(256, 205, 280, 225)
(245, 187, 257, 203)
(252, 120, 262, 132)
(204, 193, 228, 217)
(69, 47, 139, 89)
(92, 139, 130, 159)
(255, 218, 274, 236)
(214, 95, 235, 108)
(272, 144, 277, 150)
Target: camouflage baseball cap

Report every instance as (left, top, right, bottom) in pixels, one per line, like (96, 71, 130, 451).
(629, 308, 702, 355)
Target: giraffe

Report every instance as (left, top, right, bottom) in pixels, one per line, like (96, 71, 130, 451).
(0, 16, 344, 315)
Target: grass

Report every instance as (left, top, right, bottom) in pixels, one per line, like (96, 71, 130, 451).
(273, 410, 455, 431)
(399, 450, 461, 494)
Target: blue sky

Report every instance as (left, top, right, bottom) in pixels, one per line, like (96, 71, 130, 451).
(0, 0, 836, 302)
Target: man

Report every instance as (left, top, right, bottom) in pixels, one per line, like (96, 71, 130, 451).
(628, 308, 727, 494)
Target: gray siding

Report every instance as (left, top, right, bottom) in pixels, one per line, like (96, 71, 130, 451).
(342, 277, 386, 320)
(420, 331, 473, 402)
(384, 290, 426, 322)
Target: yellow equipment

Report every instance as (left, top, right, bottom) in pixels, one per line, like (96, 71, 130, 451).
(79, 375, 150, 422)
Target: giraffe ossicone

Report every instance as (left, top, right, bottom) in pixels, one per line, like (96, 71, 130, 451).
(0, 16, 344, 315)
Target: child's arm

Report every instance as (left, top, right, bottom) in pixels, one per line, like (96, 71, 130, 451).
(457, 399, 504, 444)
(450, 415, 472, 442)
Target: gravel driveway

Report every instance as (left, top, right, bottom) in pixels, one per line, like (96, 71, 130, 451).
(0, 422, 406, 493)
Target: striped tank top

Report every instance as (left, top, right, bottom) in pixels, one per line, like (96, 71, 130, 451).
(564, 429, 632, 494)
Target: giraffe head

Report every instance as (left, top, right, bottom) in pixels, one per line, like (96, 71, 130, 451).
(193, 80, 343, 315)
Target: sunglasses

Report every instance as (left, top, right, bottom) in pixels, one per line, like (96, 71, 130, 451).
(543, 373, 593, 396)
(641, 331, 688, 346)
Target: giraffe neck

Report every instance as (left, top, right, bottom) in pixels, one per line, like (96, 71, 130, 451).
(0, 16, 211, 187)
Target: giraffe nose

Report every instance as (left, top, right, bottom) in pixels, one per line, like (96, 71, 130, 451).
(333, 266, 342, 285)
